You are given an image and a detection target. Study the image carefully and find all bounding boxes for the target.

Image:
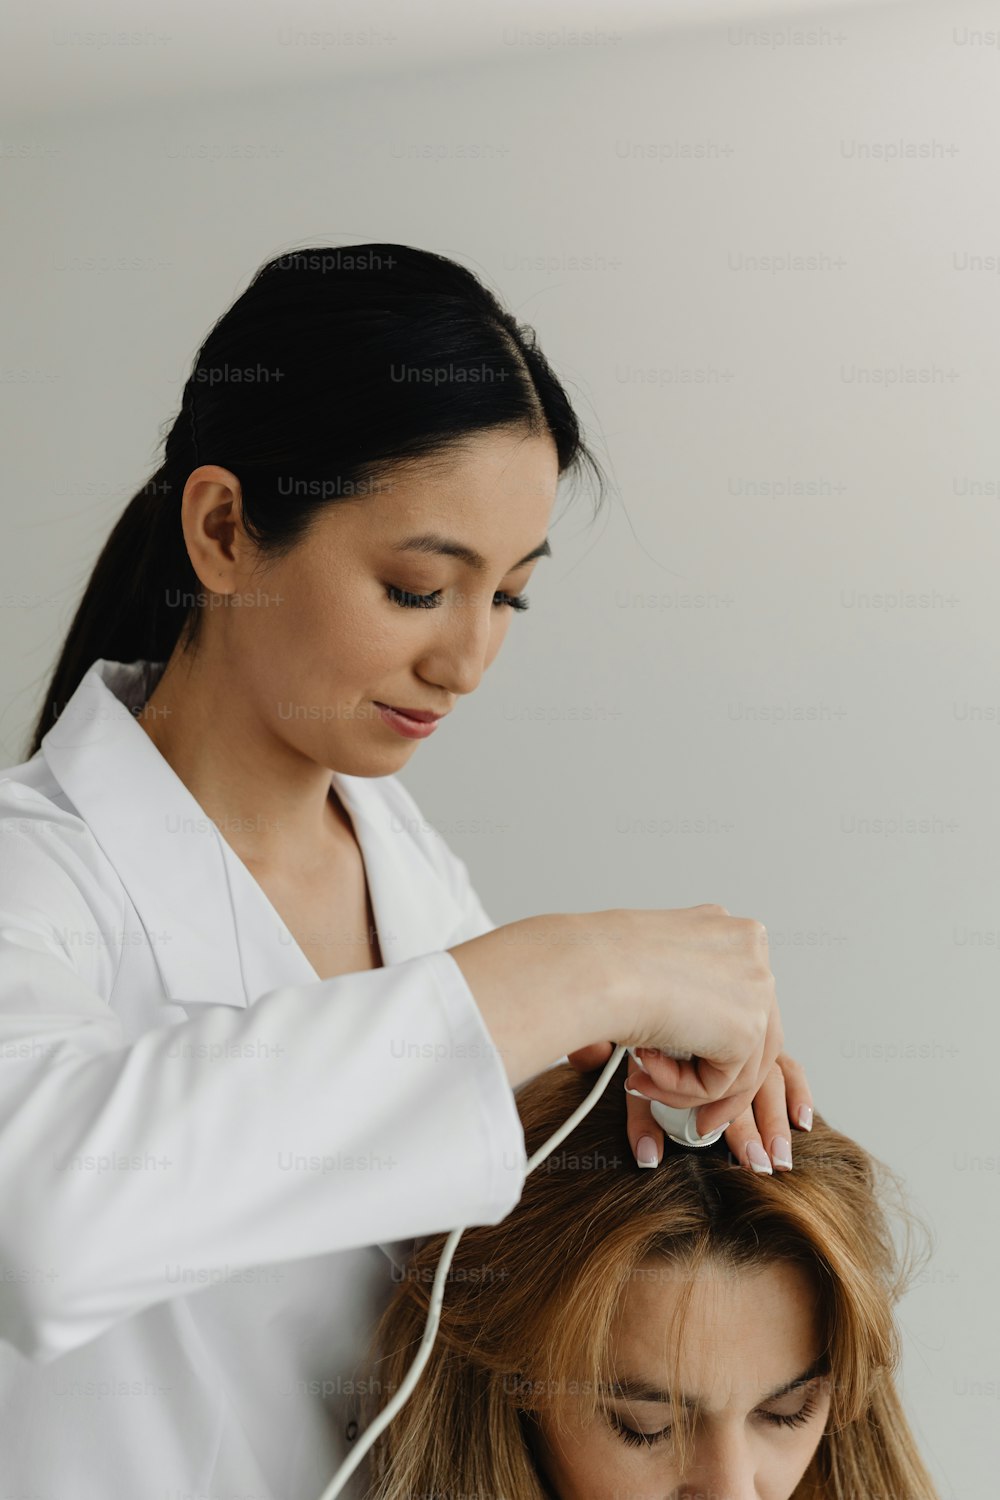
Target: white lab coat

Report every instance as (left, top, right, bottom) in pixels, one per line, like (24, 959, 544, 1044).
(0, 657, 529, 1499)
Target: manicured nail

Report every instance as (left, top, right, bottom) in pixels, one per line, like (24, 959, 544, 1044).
(796, 1104, 813, 1131)
(746, 1141, 773, 1175)
(770, 1135, 793, 1170)
(636, 1135, 659, 1168)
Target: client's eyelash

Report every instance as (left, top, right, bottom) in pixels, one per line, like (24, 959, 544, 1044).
(385, 584, 530, 611)
(608, 1394, 819, 1449)
(762, 1396, 819, 1431)
(607, 1412, 673, 1449)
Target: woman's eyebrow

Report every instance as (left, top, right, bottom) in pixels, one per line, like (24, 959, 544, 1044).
(389, 531, 552, 573)
(600, 1354, 829, 1409)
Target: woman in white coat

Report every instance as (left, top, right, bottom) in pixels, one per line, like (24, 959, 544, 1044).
(0, 244, 813, 1499)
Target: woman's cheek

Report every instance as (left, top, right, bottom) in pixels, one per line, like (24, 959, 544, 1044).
(535, 1418, 654, 1500)
(336, 594, 398, 667)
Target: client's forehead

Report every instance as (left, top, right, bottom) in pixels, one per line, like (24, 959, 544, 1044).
(607, 1257, 822, 1412)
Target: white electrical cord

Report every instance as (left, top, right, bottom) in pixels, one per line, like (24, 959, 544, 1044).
(314, 1042, 629, 1500)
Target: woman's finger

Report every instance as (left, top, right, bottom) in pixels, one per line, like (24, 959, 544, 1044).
(776, 1050, 814, 1132)
(624, 1086, 664, 1170)
(566, 1045, 666, 1169)
(565, 1041, 614, 1073)
(746, 1061, 793, 1171)
(722, 1059, 802, 1172)
(628, 1043, 765, 1136)
(722, 1102, 774, 1175)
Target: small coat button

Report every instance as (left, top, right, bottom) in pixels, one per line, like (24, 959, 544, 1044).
(346, 1419, 359, 1442)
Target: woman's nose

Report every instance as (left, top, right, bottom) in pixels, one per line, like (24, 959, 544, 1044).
(419, 592, 499, 696)
(673, 1436, 760, 1500)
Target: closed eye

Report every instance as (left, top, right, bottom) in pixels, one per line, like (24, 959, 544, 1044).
(385, 584, 529, 611)
(606, 1392, 821, 1449)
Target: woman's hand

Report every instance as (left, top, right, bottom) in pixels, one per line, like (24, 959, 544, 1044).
(454, 904, 786, 1109)
(634, 1046, 813, 1172)
(563, 903, 812, 1171)
(565, 1044, 814, 1172)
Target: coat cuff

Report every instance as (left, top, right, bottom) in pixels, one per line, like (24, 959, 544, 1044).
(420, 949, 527, 1218)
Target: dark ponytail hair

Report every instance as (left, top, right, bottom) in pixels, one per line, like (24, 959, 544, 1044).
(26, 243, 607, 759)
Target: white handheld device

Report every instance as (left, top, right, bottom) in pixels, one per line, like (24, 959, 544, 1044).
(626, 1046, 728, 1146)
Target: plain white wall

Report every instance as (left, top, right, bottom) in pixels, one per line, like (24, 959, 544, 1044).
(2, 2, 995, 1493)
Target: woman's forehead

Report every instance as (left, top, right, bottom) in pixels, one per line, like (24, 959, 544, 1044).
(608, 1258, 823, 1410)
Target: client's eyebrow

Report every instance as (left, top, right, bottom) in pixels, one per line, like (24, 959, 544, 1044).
(600, 1353, 830, 1409)
(390, 531, 552, 574)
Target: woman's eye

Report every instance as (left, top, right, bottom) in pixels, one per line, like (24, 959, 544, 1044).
(607, 1411, 673, 1449)
(607, 1390, 821, 1451)
(758, 1394, 819, 1431)
(496, 590, 530, 611)
(384, 584, 529, 612)
(385, 585, 441, 609)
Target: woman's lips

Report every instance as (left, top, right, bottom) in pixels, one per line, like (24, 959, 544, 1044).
(373, 702, 442, 739)
(374, 702, 443, 723)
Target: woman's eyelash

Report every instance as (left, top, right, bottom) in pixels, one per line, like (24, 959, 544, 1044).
(763, 1397, 819, 1430)
(607, 1413, 673, 1449)
(608, 1394, 819, 1449)
(384, 584, 529, 612)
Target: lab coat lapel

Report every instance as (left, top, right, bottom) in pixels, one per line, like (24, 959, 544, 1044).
(328, 768, 468, 969)
(41, 659, 252, 1008)
(40, 660, 468, 1009)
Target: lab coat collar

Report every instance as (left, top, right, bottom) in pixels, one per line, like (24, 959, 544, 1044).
(40, 658, 466, 1008)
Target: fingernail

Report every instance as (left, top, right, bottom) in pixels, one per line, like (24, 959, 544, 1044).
(796, 1104, 813, 1131)
(770, 1135, 793, 1170)
(746, 1141, 773, 1175)
(636, 1135, 659, 1168)
(625, 1074, 652, 1099)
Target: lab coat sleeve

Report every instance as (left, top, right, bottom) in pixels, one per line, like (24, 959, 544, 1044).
(442, 842, 569, 1073)
(397, 787, 570, 1073)
(0, 823, 528, 1364)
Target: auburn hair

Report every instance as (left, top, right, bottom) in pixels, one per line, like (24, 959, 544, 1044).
(360, 1054, 940, 1500)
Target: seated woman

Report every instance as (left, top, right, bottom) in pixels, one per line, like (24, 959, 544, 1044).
(359, 1053, 940, 1500)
